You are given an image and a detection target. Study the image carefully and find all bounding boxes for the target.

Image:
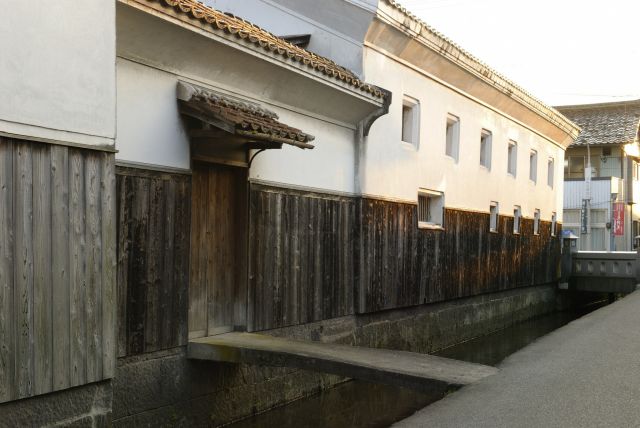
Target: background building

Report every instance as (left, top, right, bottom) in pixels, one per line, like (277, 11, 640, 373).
(557, 100, 640, 250)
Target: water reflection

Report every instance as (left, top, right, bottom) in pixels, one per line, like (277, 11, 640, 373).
(435, 311, 582, 366)
(228, 382, 441, 428)
(228, 305, 605, 428)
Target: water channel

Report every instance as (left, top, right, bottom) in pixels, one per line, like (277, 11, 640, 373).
(228, 302, 607, 428)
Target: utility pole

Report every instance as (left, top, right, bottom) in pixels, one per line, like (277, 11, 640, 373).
(585, 142, 592, 250)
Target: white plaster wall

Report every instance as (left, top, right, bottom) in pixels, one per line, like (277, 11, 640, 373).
(116, 59, 357, 192)
(205, 0, 375, 76)
(0, 0, 115, 145)
(116, 59, 190, 169)
(117, 3, 379, 127)
(248, 110, 357, 193)
(362, 49, 566, 221)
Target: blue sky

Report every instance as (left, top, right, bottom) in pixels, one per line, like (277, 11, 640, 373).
(399, 0, 640, 106)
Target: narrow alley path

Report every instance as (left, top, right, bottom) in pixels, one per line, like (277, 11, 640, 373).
(396, 291, 640, 427)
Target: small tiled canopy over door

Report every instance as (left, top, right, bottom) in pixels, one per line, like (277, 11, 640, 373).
(178, 82, 314, 337)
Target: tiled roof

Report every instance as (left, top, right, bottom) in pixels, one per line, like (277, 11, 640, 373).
(556, 100, 640, 147)
(382, 0, 581, 141)
(178, 82, 315, 149)
(146, 0, 385, 99)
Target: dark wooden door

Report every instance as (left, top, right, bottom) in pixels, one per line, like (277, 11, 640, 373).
(189, 162, 247, 338)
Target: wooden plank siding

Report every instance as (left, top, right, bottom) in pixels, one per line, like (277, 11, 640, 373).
(248, 184, 356, 332)
(0, 140, 14, 403)
(189, 162, 247, 338)
(357, 198, 562, 314)
(0, 138, 116, 404)
(248, 187, 561, 330)
(116, 173, 561, 341)
(116, 167, 191, 357)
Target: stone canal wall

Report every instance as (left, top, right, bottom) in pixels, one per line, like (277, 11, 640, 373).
(0, 381, 112, 427)
(111, 284, 559, 427)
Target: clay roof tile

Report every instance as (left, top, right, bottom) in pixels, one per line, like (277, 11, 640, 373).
(148, 0, 384, 99)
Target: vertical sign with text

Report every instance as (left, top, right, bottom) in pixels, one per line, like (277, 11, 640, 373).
(613, 202, 625, 236)
(580, 199, 588, 234)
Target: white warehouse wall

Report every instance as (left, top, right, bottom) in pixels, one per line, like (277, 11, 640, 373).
(248, 110, 357, 193)
(116, 59, 191, 169)
(0, 0, 115, 146)
(116, 58, 358, 193)
(117, 36, 566, 218)
(362, 48, 566, 222)
(195, 0, 569, 222)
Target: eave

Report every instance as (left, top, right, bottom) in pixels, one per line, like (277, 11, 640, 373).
(370, 1, 581, 149)
(118, 0, 386, 108)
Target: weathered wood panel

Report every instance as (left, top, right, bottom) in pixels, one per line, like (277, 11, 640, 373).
(173, 178, 191, 348)
(69, 149, 86, 387)
(116, 167, 191, 357)
(51, 145, 70, 391)
(248, 184, 356, 332)
(357, 199, 562, 313)
(0, 138, 116, 404)
(14, 142, 34, 397)
(101, 155, 116, 378)
(189, 162, 247, 338)
(188, 166, 207, 338)
(85, 155, 102, 383)
(33, 146, 52, 395)
(248, 188, 561, 330)
(0, 141, 14, 402)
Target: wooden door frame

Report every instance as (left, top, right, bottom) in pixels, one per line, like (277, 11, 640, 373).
(188, 161, 249, 338)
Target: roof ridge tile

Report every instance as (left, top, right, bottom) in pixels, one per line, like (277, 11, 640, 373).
(383, 0, 580, 139)
(148, 0, 385, 99)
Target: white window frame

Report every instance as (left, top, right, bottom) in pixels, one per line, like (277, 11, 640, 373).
(547, 157, 555, 188)
(401, 96, 420, 148)
(513, 205, 522, 234)
(418, 189, 445, 230)
(533, 209, 541, 235)
(529, 150, 538, 183)
(508, 140, 518, 177)
(445, 114, 460, 162)
(480, 129, 492, 170)
(551, 212, 557, 236)
(490, 201, 499, 233)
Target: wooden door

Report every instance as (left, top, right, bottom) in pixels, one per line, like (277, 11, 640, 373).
(189, 162, 247, 338)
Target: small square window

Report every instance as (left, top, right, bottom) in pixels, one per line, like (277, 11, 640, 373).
(445, 114, 460, 162)
(513, 205, 522, 234)
(529, 150, 538, 183)
(508, 140, 517, 176)
(565, 156, 585, 179)
(490, 202, 499, 232)
(547, 157, 555, 188)
(533, 209, 541, 235)
(402, 96, 420, 147)
(418, 189, 444, 229)
(551, 212, 557, 236)
(480, 130, 492, 170)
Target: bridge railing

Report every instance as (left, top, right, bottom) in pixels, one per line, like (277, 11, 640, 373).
(569, 250, 640, 293)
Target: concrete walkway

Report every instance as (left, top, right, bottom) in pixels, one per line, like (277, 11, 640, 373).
(188, 332, 497, 392)
(396, 291, 640, 428)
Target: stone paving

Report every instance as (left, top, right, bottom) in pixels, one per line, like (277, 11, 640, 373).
(395, 291, 640, 428)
